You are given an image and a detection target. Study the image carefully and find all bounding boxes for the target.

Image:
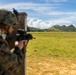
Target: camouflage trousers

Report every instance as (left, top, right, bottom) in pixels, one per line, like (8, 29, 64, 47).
(0, 52, 22, 75)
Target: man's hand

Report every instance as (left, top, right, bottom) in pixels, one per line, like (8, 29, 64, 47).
(15, 40, 27, 50)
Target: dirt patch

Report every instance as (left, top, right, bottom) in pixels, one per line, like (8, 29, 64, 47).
(27, 57, 76, 75)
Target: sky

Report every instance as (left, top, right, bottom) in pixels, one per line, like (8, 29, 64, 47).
(0, 0, 76, 29)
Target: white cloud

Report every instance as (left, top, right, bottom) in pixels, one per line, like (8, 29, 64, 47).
(0, 2, 76, 29)
(0, 2, 60, 14)
(28, 18, 49, 29)
(0, 2, 61, 16)
(53, 16, 76, 24)
(45, 11, 76, 16)
(27, 15, 76, 29)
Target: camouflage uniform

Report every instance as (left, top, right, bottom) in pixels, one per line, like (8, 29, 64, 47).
(0, 9, 19, 75)
(0, 9, 27, 75)
(0, 35, 24, 75)
(0, 9, 17, 25)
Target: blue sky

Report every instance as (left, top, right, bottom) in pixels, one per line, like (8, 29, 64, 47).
(0, 0, 76, 29)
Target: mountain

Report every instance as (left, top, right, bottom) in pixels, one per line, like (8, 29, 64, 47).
(48, 24, 76, 32)
(27, 24, 76, 32)
(48, 25, 62, 31)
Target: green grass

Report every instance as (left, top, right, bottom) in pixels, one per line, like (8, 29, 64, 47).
(27, 32, 76, 59)
(26, 32, 76, 75)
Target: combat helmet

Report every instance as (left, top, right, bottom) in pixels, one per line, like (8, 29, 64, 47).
(0, 9, 18, 25)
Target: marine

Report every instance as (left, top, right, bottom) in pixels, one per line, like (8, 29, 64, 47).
(0, 9, 28, 75)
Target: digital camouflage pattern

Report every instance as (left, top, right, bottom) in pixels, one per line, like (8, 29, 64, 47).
(0, 35, 23, 75)
(0, 9, 27, 75)
(0, 9, 17, 25)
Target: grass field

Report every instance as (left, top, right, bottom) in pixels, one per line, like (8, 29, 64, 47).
(26, 32, 76, 75)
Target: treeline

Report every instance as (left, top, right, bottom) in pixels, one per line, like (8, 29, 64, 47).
(27, 26, 45, 32)
(28, 24, 76, 32)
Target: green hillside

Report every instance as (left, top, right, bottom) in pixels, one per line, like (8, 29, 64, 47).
(48, 25, 76, 32)
(28, 24, 76, 32)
